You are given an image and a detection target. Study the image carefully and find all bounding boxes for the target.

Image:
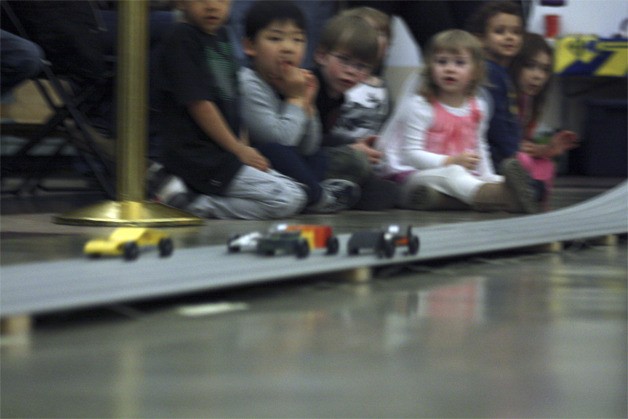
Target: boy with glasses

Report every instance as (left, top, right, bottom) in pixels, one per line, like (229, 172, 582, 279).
(314, 13, 399, 210)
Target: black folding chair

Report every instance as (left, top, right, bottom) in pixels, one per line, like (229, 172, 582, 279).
(1, 0, 115, 198)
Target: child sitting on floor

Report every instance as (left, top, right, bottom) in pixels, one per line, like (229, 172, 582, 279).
(466, 1, 524, 172)
(314, 12, 399, 210)
(149, 0, 306, 219)
(377, 29, 537, 213)
(510, 32, 579, 207)
(239, 0, 360, 213)
(332, 6, 393, 146)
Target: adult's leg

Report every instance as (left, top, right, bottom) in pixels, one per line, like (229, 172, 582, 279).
(187, 166, 307, 220)
(0, 29, 43, 95)
(10, 1, 106, 83)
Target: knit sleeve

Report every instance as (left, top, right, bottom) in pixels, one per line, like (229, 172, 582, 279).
(239, 67, 321, 154)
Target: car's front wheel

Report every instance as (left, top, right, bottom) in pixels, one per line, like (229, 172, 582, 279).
(158, 238, 174, 257)
(408, 235, 419, 256)
(295, 239, 310, 259)
(123, 242, 140, 261)
(326, 236, 339, 255)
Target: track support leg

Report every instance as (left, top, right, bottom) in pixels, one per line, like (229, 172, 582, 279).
(1, 315, 32, 336)
(589, 235, 618, 246)
(521, 241, 563, 253)
(340, 267, 373, 282)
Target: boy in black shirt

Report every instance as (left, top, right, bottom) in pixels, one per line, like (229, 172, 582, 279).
(151, 0, 306, 219)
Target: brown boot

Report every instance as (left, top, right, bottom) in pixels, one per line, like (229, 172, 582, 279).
(500, 158, 538, 214)
(407, 185, 470, 211)
(471, 182, 528, 213)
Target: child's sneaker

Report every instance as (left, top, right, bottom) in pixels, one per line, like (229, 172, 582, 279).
(309, 179, 361, 213)
(500, 158, 538, 214)
(146, 161, 169, 197)
(147, 162, 195, 209)
(530, 178, 547, 203)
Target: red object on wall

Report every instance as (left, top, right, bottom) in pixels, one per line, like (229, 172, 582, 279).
(544, 14, 560, 38)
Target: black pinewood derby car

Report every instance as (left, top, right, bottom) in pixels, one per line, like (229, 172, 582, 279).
(227, 230, 310, 258)
(347, 225, 419, 258)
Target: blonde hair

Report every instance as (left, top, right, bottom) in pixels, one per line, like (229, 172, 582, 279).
(419, 29, 485, 100)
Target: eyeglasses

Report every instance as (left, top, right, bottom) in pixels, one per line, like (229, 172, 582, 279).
(330, 53, 373, 75)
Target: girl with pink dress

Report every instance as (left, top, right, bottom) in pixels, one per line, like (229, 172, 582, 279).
(378, 29, 537, 213)
(511, 33, 579, 207)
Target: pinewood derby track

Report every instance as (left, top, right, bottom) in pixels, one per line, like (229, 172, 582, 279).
(1, 182, 626, 318)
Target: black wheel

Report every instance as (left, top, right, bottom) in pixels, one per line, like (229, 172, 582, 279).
(88, 253, 101, 259)
(295, 239, 310, 259)
(158, 238, 174, 257)
(348, 246, 359, 256)
(326, 236, 339, 255)
(408, 235, 419, 255)
(378, 238, 395, 258)
(123, 242, 139, 261)
(227, 234, 241, 253)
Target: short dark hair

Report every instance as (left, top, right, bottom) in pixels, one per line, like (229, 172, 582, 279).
(244, 0, 306, 40)
(465, 1, 524, 36)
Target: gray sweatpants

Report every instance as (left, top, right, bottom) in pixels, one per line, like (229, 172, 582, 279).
(187, 166, 307, 220)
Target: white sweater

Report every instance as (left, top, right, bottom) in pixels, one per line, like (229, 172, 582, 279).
(379, 94, 501, 182)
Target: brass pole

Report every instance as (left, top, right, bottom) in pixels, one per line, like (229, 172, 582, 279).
(116, 0, 148, 202)
(55, 0, 203, 226)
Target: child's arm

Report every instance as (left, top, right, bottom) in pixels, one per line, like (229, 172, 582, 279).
(282, 65, 317, 116)
(401, 96, 449, 170)
(520, 130, 579, 158)
(350, 135, 383, 165)
(240, 67, 321, 155)
(475, 97, 502, 181)
(188, 100, 270, 172)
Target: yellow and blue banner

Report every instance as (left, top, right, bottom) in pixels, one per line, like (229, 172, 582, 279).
(554, 35, 628, 77)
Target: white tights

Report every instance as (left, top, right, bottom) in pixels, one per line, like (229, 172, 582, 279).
(399, 165, 500, 207)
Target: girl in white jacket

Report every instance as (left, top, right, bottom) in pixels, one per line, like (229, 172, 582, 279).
(378, 29, 536, 213)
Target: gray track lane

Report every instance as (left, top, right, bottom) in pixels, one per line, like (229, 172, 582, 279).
(1, 182, 626, 317)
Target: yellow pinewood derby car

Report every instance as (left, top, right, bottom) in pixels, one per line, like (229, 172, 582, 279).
(84, 228, 174, 261)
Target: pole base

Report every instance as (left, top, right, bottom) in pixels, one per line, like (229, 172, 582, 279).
(53, 200, 205, 227)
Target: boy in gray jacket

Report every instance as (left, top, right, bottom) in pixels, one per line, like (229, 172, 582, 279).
(239, 0, 360, 213)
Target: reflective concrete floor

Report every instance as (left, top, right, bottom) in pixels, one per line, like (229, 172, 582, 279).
(1, 177, 626, 418)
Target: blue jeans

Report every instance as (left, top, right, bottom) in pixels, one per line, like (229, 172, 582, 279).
(0, 29, 44, 95)
(256, 143, 328, 205)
